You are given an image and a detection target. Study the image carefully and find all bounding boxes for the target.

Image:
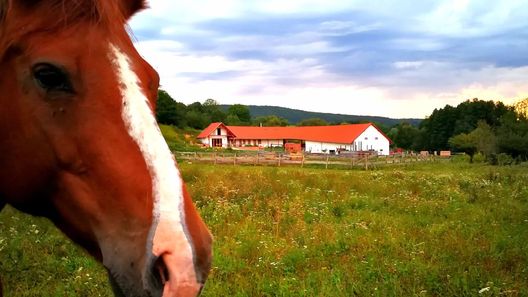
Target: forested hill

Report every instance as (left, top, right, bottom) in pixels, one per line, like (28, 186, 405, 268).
(220, 105, 422, 126)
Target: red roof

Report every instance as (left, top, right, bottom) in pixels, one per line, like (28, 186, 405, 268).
(197, 122, 235, 139)
(198, 122, 391, 144)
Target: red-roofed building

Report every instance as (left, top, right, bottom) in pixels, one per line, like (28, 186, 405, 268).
(197, 122, 391, 155)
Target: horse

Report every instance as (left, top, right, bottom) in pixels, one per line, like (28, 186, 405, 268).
(0, 1, 212, 296)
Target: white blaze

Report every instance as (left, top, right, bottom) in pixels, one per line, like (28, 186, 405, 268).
(109, 44, 197, 289)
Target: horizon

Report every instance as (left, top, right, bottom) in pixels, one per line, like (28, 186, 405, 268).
(130, 0, 528, 118)
(217, 103, 424, 120)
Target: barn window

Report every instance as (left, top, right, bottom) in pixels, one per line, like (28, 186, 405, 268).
(375, 137, 378, 140)
(216, 128, 221, 135)
(364, 137, 368, 140)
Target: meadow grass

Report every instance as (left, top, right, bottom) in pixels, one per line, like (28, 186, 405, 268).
(1, 162, 527, 296)
(159, 124, 204, 152)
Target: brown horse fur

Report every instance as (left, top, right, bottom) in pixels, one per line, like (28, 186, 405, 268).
(0, 1, 212, 296)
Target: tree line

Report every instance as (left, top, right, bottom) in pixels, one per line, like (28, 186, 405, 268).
(387, 98, 528, 162)
(156, 90, 340, 128)
(156, 90, 528, 161)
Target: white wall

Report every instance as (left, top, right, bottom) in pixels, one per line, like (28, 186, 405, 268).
(353, 125, 390, 155)
(201, 126, 230, 148)
(204, 136, 228, 148)
(233, 139, 284, 147)
(215, 127, 229, 136)
(305, 141, 352, 154)
(304, 126, 390, 155)
(261, 139, 284, 147)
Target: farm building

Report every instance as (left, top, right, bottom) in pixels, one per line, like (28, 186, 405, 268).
(198, 122, 391, 155)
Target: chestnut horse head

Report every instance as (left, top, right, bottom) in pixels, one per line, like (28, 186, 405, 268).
(0, 0, 212, 296)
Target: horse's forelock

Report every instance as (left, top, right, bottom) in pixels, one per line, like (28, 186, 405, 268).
(12, 0, 146, 24)
(20, 0, 108, 24)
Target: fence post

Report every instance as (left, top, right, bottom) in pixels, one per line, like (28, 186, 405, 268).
(365, 155, 369, 170)
(325, 155, 329, 169)
(301, 154, 305, 168)
(214, 153, 217, 165)
(234, 153, 237, 165)
(278, 153, 281, 167)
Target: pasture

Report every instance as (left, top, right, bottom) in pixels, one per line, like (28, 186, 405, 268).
(1, 162, 527, 296)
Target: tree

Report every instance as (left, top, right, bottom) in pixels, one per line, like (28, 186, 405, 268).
(449, 133, 478, 163)
(371, 121, 391, 135)
(298, 118, 328, 126)
(184, 101, 225, 129)
(392, 122, 420, 150)
(514, 98, 528, 119)
(187, 102, 205, 113)
(225, 114, 243, 126)
(419, 105, 458, 150)
(227, 104, 251, 124)
(496, 113, 528, 160)
(449, 121, 499, 162)
(419, 99, 513, 151)
(203, 99, 226, 123)
(155, 90, 186, 127)
(252, 115, 289, 127)
(186, 110, 211, 129)
(203, 99, 217, 106)
(471, 121, 497, 159)
(452, 99, 508, 135)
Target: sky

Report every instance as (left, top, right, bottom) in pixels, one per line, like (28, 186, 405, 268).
(129, 0, 528, 119)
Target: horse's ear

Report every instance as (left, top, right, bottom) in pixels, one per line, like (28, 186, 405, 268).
(123, 0, 147, 20)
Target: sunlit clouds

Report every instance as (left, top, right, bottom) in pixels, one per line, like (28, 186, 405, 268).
(130, 0, 528, 118)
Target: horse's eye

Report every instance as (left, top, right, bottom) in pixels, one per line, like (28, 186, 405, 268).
(32, 63, 74, 93)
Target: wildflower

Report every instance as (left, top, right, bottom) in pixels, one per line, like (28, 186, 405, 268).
(479, 287, 490, 294)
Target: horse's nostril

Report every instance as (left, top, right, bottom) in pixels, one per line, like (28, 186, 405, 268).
(153, 256, 169, 286)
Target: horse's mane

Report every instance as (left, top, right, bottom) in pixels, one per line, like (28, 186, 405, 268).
(0, 0, 145, 26)
(0, 0, 145, 57)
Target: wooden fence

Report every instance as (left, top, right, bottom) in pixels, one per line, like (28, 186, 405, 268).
(174, 151, 445, 170)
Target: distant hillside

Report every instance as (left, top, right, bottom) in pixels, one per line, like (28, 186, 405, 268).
(220, 105, 422, 127)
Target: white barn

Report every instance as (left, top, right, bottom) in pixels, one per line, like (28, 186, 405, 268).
(197, 122, 391, 155)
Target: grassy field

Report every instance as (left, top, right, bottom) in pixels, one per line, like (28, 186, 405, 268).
(1, 162, 527, 296)
(159, 124, 205, 152)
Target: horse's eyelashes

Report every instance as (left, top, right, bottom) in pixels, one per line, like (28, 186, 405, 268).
(32, 63, 74, 94)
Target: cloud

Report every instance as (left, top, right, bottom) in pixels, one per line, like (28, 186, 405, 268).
(129, 0, 528, 118)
